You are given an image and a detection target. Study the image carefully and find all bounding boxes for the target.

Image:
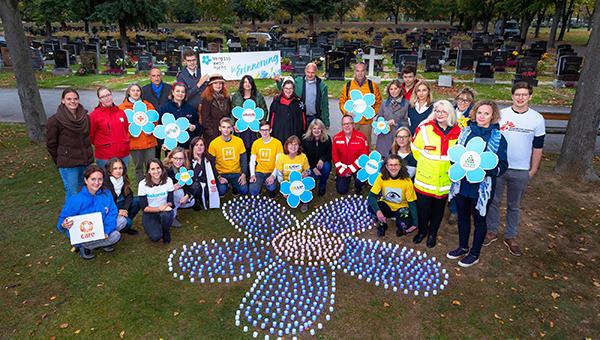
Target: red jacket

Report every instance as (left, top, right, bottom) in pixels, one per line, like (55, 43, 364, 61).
(332, 129, 369, 176)
(89, 103, 130, 159)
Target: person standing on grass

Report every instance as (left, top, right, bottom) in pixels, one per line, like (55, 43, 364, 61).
(332, 114, 369, 195)
(446, 100, 508, 267)
(47, 88, 94, 199)
(269, 77, 307, 144)
(89, 87, 130, 170)
(339, 62, 382, 147)
(159, 82, 202, 150)
(208, 118, 249, 197)
(399, 65, 417, 101)
(249, 121, 283, 197)
(231, 75, 269, 150)
(200, 74, 232, 145)
(485, 82, 546, 257)
(57, 165, 125, 260)
(138, 159, 175, 244)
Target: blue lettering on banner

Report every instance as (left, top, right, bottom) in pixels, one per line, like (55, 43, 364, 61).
(230, 55, 280, 78)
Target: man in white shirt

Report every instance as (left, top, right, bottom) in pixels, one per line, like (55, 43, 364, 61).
(485, 82, 546, 257)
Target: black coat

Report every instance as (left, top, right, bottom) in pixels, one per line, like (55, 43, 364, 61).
(302, 136, 332, 168)
(268, 94, 307, 144)
(141, 82, 172, 112)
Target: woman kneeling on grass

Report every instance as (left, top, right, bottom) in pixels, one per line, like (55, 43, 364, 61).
(57, 165, 125, 260)
(138, 159, 175, 244)
(368, 154, 418, 237)
(164, 147, 195, 227)
(104, 157, 140, 235)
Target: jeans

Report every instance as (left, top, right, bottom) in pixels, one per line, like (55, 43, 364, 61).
(58, 166, 87, 199)
(448, 198, 457, 214)
(217, 173, 249, 196)
(116, 195, 140, 230)
(249, 172, 278, 196)
(174, 188, 195, 217)
(336, 173, 364, 195)
(486, 169, 530, 239)
(142, 210, 174, 242)
(95, 156, 130, 171)
(455, 194, 488, 257)
(310, 161, 331, 192)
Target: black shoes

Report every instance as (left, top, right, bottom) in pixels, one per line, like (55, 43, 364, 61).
(318, 188, 326, 197)
(377, 222, 387, 237)
(163, 231, 171, 244)
(426, 234, 437, 248)
(79, 247, 95, 260)
(123, 228, 139, 235)
(413, 233, 426, 244)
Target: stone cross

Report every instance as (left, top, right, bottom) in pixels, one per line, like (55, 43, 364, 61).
(362, 48, 384, 81)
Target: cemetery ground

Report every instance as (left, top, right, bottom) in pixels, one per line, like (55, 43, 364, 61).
(1, 123, 599, 338)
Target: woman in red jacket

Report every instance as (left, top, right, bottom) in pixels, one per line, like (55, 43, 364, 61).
(90, 86, 130, 169)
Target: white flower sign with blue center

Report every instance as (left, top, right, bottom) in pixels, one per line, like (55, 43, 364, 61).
(448, 137, 499, 183)
(279, 171, 316, 208)
(343, 90, 376, 123)
(124, 101, 159, 137)
(371, 117, 390, 135)
(175, 167, 194, 186)
(153, 113, 191, 150)
(357, 151, 383, 185)
(231, 99, 264, 132)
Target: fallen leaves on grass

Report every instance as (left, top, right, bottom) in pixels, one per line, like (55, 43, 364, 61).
(173, 311, 180, 317)
(551, 292, 560, 300)
(383, 302, 390, 307)
(119, 330, 125, 338)
(452, 300, 461, 306)
(59, 323, 69, 329)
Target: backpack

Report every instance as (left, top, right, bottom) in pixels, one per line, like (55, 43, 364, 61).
(345, 79, 374, 97)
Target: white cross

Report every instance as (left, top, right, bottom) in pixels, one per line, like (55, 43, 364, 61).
(362, 48, 384, 79)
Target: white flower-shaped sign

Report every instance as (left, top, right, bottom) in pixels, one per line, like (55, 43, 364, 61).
(371, 117, 390, 135)
(232, 99, 264, 132)
(124, 101, 159, 137)
(343, 90, 376, 123)
(448, 137, 499, 183)
(153, 113, 190, 150)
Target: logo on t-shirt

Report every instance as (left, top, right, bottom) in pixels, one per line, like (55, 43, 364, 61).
(284, 164, 303, 172)
(259, 148, 271, 161)
(383, 187, 403, 203)
(222, 147, 235, 160)
(501, 121, 515, 131)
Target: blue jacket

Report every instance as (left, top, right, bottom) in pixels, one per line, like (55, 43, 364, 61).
(57, 187, 118, 237)
(458, 122, 508, 198)
(159, 100, 202, 148)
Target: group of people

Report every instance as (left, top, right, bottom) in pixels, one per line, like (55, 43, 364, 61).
(48, 57, 545, 267)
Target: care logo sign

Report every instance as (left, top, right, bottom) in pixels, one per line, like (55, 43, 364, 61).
(68, 212, 105, 245)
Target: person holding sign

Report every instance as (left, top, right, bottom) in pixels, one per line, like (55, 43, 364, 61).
(164, 147, 196, 227)
(188, 136, 220, 210)
(368, 154, 418, 237)
(446, 100, 508, 267)
(375, 80, 409, 157)
(200, 74, 232, 145)
(138, 159, 175, 243)
(249, 121, 283, 197)
(407, 81, 433, 135)
(208, 118, 249, 197)
(332, 115, 369, 195)
(268, 77, 307, 144)
(411, 100, 461, 248)
(57, 165, 125, 260)
(90, 87, 130, 169)
(232, 75, 268, 150)
(159, 82, 201, 150)
(176, 50, 210, 111)
(339, 62, 382, 147)
(270, 135, 311, 212)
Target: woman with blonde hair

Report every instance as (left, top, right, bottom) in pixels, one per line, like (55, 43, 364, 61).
(407, 80, 433, 135)
(163, 147, 195, 227)
(411, 100, 461, 248)
(375, 79, 409, 157)
(390, 126, 417, 179)
(302, 119, 332, 196)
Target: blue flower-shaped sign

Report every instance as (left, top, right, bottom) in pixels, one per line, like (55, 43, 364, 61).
(202, 55, 211, 65)
(153, 113, 190, 150)
(175, 167, 194, 186)
(371, 117, 390, 135)
(279, 171, 316, 208)
(124, 101, 159, 137)
(448, 137, 499, 183)
(232, 99, 265, 132)
(343, 89, 376, 123)
(357, 151, 383, 185)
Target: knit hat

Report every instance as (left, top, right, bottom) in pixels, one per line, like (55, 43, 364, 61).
(208, 74, 226, 85)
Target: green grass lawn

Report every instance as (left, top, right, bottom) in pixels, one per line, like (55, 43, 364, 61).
(1, 123, 599, 338)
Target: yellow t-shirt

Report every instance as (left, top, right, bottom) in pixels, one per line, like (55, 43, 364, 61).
(208, 135, 246, 174)
(275, 153, 309, 181)
(370, 174, 417, 211)
(251, 137, 283, 174)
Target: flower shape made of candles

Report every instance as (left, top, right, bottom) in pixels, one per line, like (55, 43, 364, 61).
(448, 136, 499, 184)
(153, 113, 190, 151)
(371, 117, 390, 135)
(168, 195, 449, 338)
(175, 167, 194, 186)
(343, 89, 376, 123)
(232, 99, 265, 132)
(357, 151, 383, 186)
(124, 101, 159, 138)
(279, 171, 316, 208)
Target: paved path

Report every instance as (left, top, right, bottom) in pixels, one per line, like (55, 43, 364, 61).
(1, 88, 598, 154)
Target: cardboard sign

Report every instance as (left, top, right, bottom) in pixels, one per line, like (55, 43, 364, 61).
(68, 212, 105, 245)
(199, 51, 281, 80)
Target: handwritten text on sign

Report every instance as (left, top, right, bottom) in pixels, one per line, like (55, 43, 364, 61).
(199, 51, 281, 80)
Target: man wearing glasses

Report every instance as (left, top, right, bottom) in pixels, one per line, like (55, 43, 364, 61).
(332, 115, 369, 195)
(485, 81, 546, 257)
(249, 121, 283, 197)
(176, 50, 210, 111)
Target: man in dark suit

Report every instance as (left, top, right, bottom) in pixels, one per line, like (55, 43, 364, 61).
(176, 50, 209, 111)
(142, 67, 172, 111)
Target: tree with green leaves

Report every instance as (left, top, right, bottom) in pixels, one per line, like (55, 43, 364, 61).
(90, 0, 167, 52)
(334, 0, 353, 24)
(69, 0, 106, 33)
(21, 0, 71, 37)
(365, 0, 419, 25)
(169, 0, 199, 23)
(232, 0, 278, 29)
(280, 0, 333, 32)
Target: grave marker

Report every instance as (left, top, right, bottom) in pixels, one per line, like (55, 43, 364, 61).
(554, 55, 583, 88)
(362, 48, 384, 82)
(52, 49, 72, 75)
(456, 49, 475, 74)
(513, 57, 538, 87)
(137, 52, 153, 72)
(425, 50, 444, 72)
(474, 55, 495, 84)
(326, 50, 346, 81)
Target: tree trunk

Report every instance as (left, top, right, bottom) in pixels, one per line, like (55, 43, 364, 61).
(118, 19, 128, 53)
(558, 0, 575, 41)
(548, 0, 565, 49)
(0, 0, 47, 144)
(44, 20, 52, 38)
(520, 14, 533, 41)
(84, 20, 90, 34)
(483, 17, 490, 33)
(555, 0, 600, 182)
(534, 6, 547, 38)
(308, 14, 315, 34)
(394, 9, 399, 25)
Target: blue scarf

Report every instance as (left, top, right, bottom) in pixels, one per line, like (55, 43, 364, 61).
(448, 125, 500, 216)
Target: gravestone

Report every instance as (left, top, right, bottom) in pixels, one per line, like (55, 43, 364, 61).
(137, 52, 153, 72)
(292, 55, 311, 76)
(554, 55, 583, 88)
(0, 46, 12, 70)
(456, 49, 475, 74)
(62, 43, 78, 64)
(325, 50, 346, 81)
(279, 47, 296, 58)
(107, 47, 125, 69)
(492, 51, 508, 72)
(165, 50, 181, 76)
(425, 50, 444, 72)
(309, 47, 324, 59)
(52, 49, 72, 75)
(80, 51, 99, 74)
(513, 57, 538, 87)
(298, 44, 310, 57)
(396, 55, 418, 72)
(29, 47, 45, 71)
(474, 56, 495, 84)
(393, 49, 413, 67)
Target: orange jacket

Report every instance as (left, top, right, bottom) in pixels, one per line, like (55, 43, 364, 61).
(118, 100, 158, 150)
(339, 79, 382, 125)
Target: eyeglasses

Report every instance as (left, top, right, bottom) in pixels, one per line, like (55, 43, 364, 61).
(513, 93, 530, 97)
(99, 93, 112, 99)
(173, 157, 185, 161)
(434, 109, 447, 114)
(259, 129, 271, 132)
(456, 98, 471, 103)
(396, 135, 410, 139)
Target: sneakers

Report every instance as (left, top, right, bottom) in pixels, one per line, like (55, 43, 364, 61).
(123, 228, 139, 235)
(483, 232, 498, 246)
(79, 248, 95, 260)
(172, 218, 182, 228)
(318, 188, 326, 197)
(300, 203, 309, 213)
(447, 213, 457, 225)
(458, 254, 480, 267)
(446, 247, 469, 260)
(504, 238, 523, 256)
(101, 246, 115, 252)
(377, 222, 387, 237)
